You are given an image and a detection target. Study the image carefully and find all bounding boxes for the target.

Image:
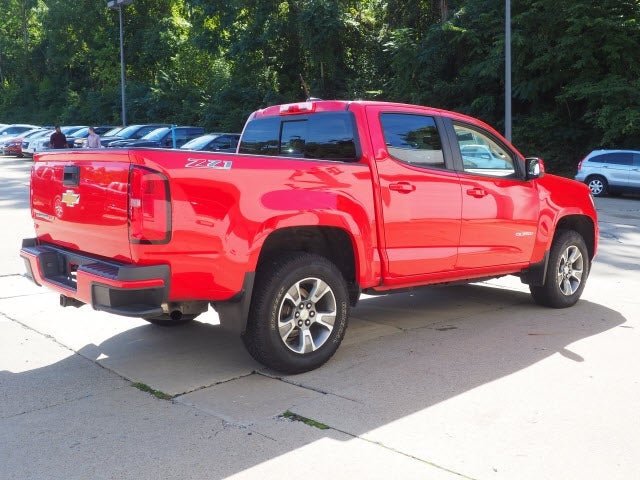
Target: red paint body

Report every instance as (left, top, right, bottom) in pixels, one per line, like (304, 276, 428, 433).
(21, 100, 598, 320)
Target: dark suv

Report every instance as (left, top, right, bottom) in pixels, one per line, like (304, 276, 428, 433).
(574, 149, 640, 196)
(107, 126, 205, 149)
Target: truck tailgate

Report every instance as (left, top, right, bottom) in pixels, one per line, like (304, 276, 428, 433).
(30, 150, 133, 262)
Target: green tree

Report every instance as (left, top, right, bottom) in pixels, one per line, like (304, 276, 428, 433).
(510, 0, 640, 172)
(2, 0, 640, 176)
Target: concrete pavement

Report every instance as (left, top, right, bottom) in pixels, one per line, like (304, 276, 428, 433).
(1, 155, 638, 479)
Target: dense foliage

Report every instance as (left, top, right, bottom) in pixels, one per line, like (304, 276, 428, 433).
(2, 0, 640, 174)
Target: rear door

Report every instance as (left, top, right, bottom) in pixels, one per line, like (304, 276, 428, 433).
(366, 106, 462, 278)
(31, 151, 133, 261)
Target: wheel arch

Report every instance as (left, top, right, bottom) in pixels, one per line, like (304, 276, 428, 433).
(555, 214, 597, 261)
(521, 214, 596, 287)
(215, 225, 364, 334)
(256, 226, 360, 304)
(584, 173, 607, 184)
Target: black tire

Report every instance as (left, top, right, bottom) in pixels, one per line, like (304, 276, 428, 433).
(586, 175, 608, 197)
(144, 314, 198, 326)
(530, 230, 589, 308)
(242, 252, 349, 374)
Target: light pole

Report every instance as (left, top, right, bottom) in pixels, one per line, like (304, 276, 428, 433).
(107, 0, 134, 126)
(505, 0, 512, 141)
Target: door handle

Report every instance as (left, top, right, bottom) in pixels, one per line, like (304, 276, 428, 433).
(466, 187, 487, 198)
(389, 182, 416, 193)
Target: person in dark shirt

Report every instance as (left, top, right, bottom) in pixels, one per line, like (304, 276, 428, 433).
(50, 126, 67, 149)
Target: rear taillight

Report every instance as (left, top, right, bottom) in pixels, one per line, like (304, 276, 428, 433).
(128, 166, 171, 244)
(577, 157, 586, 171)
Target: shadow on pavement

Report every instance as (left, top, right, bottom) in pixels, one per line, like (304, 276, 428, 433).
(0, 282, 626, 478)
(282, 284, 626, 429)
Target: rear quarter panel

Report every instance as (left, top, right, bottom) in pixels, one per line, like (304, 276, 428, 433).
(126, 149, 378, 301)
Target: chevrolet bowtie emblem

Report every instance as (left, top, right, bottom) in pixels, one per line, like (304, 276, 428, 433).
(61, 190, 80, 207)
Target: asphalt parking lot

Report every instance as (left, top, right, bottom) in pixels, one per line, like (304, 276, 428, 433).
(1, 154, 639, 480)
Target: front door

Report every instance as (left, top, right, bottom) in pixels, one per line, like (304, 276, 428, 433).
(451, 123, 539, 269)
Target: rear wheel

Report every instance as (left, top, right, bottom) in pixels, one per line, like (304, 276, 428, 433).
(586, 175, 608, 197)
(243, 253, 349, 374)
(530, 230, 589, 308)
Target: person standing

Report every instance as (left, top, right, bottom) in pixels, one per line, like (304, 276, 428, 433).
(49, 126, 67, 149)
(85, 127, 102, 148)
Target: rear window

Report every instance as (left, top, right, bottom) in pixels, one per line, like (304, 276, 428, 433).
(239, 111, 359, 161)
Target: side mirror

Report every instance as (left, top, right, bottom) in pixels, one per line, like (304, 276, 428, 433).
(525, 157, 545, 179)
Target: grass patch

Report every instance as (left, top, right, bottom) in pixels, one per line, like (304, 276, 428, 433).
(280, 410, 330, 430)
(132, 382, 172, 400)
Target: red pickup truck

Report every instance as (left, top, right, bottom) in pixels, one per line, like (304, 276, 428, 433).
(21, 100, 598, 373)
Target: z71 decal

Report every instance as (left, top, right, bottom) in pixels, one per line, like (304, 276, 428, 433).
(185, 158, 233, 169)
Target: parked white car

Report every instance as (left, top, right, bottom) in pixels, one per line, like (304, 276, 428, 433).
(22, 129, 53, 157)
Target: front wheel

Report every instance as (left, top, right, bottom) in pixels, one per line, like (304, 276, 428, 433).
(243, 253, 349, 374)
(530, 230, 589, 308)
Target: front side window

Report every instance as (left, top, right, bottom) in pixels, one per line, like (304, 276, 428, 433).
(454, 124, 516, 177)
(380, 113, 445, 168)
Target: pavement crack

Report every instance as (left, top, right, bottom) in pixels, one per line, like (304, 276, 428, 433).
(1, 386, 130, 420)
(258, 372, 363, 404)
(172, 371, 259, 398)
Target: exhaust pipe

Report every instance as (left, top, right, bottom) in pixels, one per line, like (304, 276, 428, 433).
(60, 295, 84, 308)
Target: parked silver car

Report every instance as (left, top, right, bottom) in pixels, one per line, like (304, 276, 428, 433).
(574, 149, 640, 197)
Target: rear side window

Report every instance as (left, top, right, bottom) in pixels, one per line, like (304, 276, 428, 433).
(590, 153, 633, 165)
(380, 113, 445, 168)
(239, 112, 359, 161)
